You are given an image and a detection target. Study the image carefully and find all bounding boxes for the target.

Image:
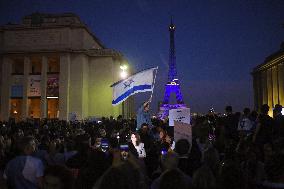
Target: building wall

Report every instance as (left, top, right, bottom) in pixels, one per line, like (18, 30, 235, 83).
(70, 28, 83, 50)
(1, 27, 101, 52)
(59, 53, 70, 120)
(3, 28, 68, 51)
(279, 64, 284, 106)
(0, 13, 133, 121)
(0, 30, 3, 51)
(252, 52, 284, 116)
(69, 54, 87, 120)
(0, 57, 12, 120)
(0, 56, 2, 120)
(272, 66, 278, 106)
(0, 52, 129, 121)
(82, 55, 89, 118)
(83, 29, 102, 49)
(88, 57, 122, 118)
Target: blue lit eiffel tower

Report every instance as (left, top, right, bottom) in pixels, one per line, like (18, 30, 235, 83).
(159, 19, 187, 118)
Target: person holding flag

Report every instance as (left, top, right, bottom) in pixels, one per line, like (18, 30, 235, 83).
(136, 100, 152, 130)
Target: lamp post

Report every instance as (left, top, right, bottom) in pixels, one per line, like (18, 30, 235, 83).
(120, 64, 128, 118)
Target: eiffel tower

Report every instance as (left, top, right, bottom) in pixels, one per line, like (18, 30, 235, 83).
(159, 19, 187, 118)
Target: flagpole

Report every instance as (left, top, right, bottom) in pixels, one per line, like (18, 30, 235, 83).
(149, 67, 158, 103)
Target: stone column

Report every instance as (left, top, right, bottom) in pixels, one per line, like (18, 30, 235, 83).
(278, 63, 284, 106)
(261, 70, 268, 105)
(21, 57, 30, 120)
(272, 66, 279, 106)
(40, 56, 48, 118)
(266, 68, 273, 109)
(0, 57, 12, 121)
(59, 54, 70, 120)
(69, 54, 86, 120)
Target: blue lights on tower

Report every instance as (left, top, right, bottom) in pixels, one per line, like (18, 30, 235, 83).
(159, 18, 187, 118)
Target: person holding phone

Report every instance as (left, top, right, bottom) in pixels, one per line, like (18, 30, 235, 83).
(130, 132, 146, 158)
(120, 144, 129, 160)
(100, 139, 109, 153)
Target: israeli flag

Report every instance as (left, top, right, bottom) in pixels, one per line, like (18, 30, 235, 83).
(111, 67, 157, 105)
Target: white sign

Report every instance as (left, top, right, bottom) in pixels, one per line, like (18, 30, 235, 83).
(28, 75, 41, 97)
(174, 121, 192, 144)
(169, 108, 191, 126)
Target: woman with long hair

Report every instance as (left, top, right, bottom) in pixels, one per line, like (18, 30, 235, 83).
(130, 132, 146, 158)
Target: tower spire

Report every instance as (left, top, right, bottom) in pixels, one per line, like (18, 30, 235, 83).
(158, 18, 186, 119)
(168, 17, 177, 81)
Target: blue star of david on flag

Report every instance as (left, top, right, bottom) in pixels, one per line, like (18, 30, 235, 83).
(123, 79, 134, 89)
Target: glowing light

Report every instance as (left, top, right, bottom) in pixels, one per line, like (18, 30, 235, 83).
(13, 110, 18, 114)
(282, 108, 284, 115)
(120, 65, 128, 70)
(120, 71, 127, 79)
(47, 97, 59, 99)
(120, 64, 128, 79)
(268, 110, 273, 117)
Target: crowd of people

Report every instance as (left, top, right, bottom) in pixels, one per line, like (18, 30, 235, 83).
(0, 103, 283, 189)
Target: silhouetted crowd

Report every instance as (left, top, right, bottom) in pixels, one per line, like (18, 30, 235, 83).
(0, 104, 284, 189)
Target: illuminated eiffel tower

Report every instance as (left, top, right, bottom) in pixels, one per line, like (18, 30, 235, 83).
(159, 19, 187, 118)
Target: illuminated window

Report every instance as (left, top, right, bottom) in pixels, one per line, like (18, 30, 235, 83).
(47, 98, 59, 118)
(28, 98, 41, 118)
(10, 99, 22, 121)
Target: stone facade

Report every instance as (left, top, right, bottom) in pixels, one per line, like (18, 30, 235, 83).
(252, 44, 284, 116)
(0, 13, 134, 121)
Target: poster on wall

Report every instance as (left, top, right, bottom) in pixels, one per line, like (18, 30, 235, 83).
(169, 108, 191, 126)
(28, 75, 41, 97)
(11, 75, 23, 97)
(46, 74, 59, 97)
(11, 86, 23, 97)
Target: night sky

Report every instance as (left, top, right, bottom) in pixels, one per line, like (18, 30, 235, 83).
(1, 0, 284, 114)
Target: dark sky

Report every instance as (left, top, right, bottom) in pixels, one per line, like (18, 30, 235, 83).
(1, 0, 284, 114)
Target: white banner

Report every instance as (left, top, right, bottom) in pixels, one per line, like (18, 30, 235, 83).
(28, 75, 41, 97)
(174, 121, 192, 144)
(169, 108, 191, 126)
